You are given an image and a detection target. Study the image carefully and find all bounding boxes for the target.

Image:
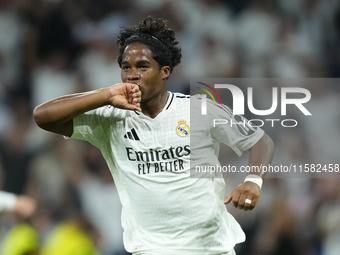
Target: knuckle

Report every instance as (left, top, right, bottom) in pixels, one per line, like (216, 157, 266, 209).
(232, 197, 239, 203)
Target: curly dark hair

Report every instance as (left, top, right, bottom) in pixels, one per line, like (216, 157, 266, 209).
(117, 16, 182, 74)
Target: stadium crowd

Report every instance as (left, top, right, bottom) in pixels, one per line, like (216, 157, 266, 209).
(0, 0, 340, 254)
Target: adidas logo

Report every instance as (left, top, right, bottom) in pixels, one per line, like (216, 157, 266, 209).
(124, 128, 140, 141)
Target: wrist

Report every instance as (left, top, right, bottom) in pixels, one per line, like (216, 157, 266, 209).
(244, 174, 263, 189)
(101, 87, 114, 106)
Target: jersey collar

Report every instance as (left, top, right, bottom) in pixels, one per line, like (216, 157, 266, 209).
(134, 91, 174, 115)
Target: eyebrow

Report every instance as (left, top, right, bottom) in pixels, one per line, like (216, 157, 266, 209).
(121, 60, 151, 66)
(137, 60, 151, 65)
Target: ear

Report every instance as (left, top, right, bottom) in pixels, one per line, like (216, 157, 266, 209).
(161, 66, 171, 80)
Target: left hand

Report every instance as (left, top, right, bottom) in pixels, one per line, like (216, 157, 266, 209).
(224, 181, 261, 211)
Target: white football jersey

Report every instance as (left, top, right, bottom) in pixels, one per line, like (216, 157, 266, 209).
(69, 92, 264, 255)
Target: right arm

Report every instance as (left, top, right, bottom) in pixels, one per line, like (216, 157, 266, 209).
(33, 83, 141, 137)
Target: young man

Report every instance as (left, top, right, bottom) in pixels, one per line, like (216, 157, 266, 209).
(34, 17, 274, 255)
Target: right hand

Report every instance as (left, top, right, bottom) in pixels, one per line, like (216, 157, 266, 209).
(108, 83, 142, 112)
(14, 196, 37, 218)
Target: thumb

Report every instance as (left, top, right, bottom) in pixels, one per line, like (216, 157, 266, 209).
(224, 194, 232, 205)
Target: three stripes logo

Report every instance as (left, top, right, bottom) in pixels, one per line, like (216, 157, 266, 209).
(124, 128, 140, 141)
(196, 82, 222, 115)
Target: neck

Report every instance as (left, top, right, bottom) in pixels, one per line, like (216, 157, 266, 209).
(141, 90, 169, 118)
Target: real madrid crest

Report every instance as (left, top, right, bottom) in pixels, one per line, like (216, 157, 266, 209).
(176, 119, 190, 137)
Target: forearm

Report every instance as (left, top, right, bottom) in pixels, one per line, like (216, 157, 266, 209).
(224, 134, 274, 209)
(248, 133, 275, 179)
(33, 88, 110, 133)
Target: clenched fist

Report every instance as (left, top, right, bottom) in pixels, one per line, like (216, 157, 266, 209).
(107, 83, 142, 112)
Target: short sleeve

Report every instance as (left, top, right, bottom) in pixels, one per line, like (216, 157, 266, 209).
(68, 106, 113, 148)
(208, 102, 264, 156)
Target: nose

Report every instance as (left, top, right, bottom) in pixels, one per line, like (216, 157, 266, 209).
(128, 68, 140, 81)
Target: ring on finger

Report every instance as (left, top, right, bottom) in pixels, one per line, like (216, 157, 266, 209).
(245, 198, 252, 204)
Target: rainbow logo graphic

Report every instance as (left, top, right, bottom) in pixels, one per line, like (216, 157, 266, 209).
(196, 82, 222, 106)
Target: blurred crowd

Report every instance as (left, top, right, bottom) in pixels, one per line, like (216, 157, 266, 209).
(0, 0, 340, 254)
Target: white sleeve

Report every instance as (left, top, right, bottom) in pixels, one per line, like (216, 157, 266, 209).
(67, 106, 114, 148)
(0, 191, 16, 211)
(208, 101, 264, 156)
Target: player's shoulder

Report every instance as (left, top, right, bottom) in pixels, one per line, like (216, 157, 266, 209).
(173, 92, 191, 100)
(169, 92, 190, 107)
(170, 92, 207, 111)
(172, 92, 200, 104)
(168, 92, 204, 100)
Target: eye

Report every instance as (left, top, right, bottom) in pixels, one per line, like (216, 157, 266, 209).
(122, 66, 130, 70)
(140, 65, 148, 69)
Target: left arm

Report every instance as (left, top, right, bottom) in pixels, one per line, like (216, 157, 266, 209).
(224, 133, 275, 211)
(0, 191, 37, 218)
